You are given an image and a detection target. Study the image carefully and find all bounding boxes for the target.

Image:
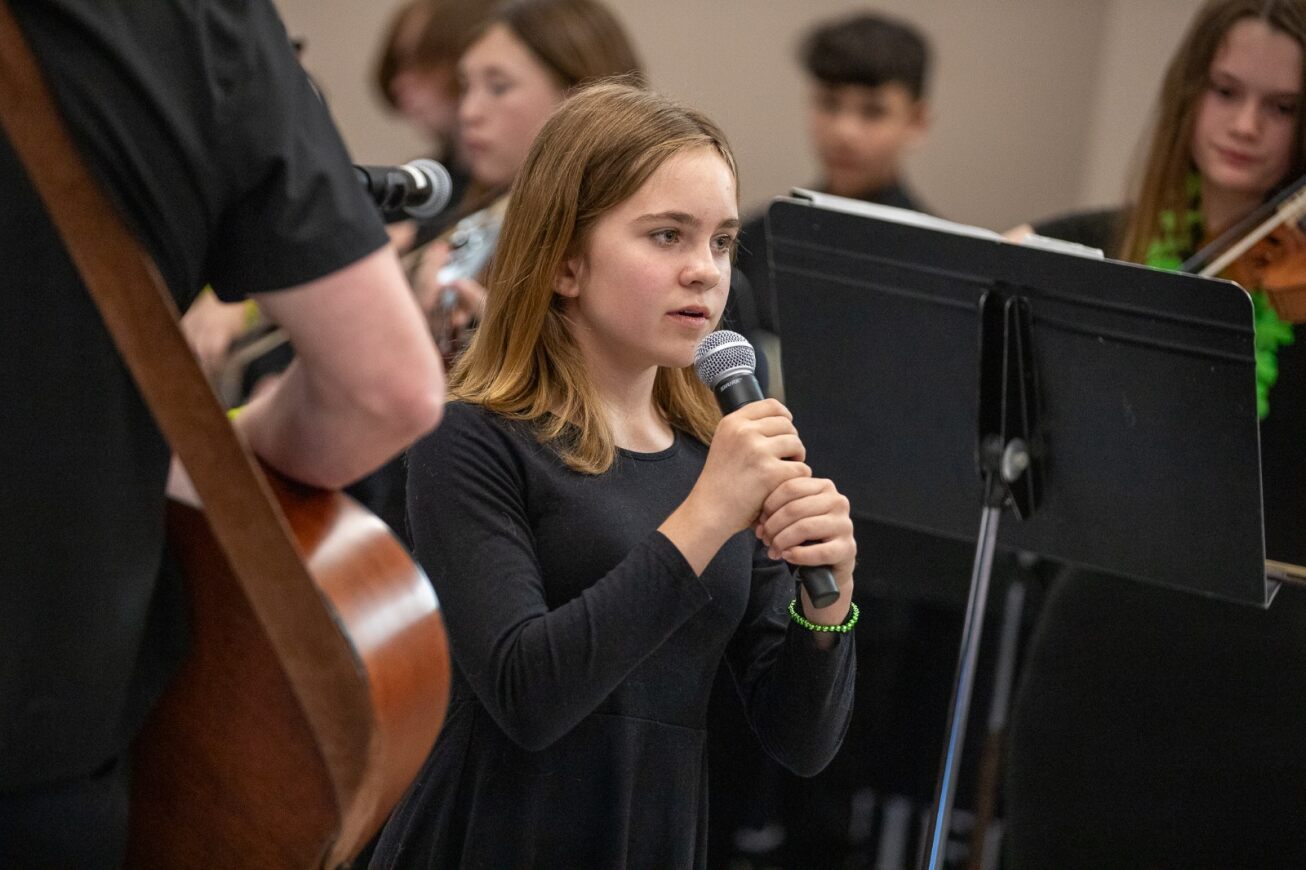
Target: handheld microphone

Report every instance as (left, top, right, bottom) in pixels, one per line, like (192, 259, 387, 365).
(353, 158, 453, 221)
(693, 330, 841, 609)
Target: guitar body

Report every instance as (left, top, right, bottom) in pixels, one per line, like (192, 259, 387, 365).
(127, 474, 450, 868)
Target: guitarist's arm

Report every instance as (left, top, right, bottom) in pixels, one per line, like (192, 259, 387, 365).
(236, 244, 445, 489)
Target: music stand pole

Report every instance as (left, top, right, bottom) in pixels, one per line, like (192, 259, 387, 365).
(923, 503, 1001, 868)
(922, 291, 1040, 870)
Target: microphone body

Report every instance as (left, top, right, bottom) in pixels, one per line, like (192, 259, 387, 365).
(353, 158, 453, 221)
(694, 332, 842, 609)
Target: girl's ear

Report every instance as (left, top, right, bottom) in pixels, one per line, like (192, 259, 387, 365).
(554, 253, 583, 298)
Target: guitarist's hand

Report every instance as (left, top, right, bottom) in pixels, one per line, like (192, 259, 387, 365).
(181, 290, 252, 376)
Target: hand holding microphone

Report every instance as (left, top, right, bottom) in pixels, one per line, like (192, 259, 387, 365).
(687, 398, 812, 538)
(693, 331, 852, 610)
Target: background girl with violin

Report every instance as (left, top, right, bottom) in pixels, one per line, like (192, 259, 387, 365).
(1004, 1, 1306, 865)
(372, 82, 858, 869)
(409, 0, 645, 355)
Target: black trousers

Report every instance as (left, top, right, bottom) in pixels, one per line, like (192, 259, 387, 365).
(0, 755, 131, 870)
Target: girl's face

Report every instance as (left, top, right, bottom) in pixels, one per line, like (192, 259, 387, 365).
(390, 64, 458, 142)
(1192, 18, 1303, 203)
(458, 24, 566, 189)
(385, 7, 458, 142)
(555, 147, 739, 380)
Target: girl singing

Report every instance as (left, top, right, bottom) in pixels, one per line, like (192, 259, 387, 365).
(373, 83, 859, 869)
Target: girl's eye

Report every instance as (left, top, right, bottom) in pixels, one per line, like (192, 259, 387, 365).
(486, 77, 513, 97)
(652, 229, 679, 246)
(1275, 101, 1299, 117)
(713, 234, 737, 255)
(1211, 83, 1238, 100)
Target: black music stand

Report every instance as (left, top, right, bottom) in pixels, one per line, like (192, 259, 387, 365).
(766, 190, 1276, 870)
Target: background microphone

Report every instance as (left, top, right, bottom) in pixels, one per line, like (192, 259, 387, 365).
(694, 330, 842, 609)
(353, 158, 453, 221)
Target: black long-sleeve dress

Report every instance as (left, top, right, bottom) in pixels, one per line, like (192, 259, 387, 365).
(372, 401, 856, 869)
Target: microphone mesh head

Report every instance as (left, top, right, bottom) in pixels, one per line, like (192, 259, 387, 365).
(404, 158, 454, 219)
(693, 330, 756, 387)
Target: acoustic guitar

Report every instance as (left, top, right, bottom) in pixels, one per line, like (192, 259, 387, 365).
(128, 471, 451, 868)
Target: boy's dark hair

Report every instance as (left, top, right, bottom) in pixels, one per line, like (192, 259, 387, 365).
(799, 12, 931, 99)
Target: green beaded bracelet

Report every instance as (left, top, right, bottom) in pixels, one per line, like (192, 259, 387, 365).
(788, 599, 859, 633)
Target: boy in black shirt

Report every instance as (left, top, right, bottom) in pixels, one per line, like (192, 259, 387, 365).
(732, 13, 932, 341)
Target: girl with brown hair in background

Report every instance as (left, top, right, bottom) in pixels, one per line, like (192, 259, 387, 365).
(410, 0, 645, 350)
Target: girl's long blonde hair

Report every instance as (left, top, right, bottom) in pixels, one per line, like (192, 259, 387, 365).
(1120, 0, 1306, 262)
(449, 82, 736, 473)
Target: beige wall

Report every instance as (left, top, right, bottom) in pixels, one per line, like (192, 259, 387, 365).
(1079, 0, 1203, 209)
(275, 0, 1203, 231)
(275, 0, 424, 164)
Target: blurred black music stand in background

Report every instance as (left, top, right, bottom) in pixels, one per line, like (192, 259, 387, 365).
(767, 191, 1278, 870)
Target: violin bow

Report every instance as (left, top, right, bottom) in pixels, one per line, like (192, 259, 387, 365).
(1182, 171, 1306, 277)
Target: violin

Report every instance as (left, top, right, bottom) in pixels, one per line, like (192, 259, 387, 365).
(1181, 172, 1306, 321)
(406, 194, 508, 363)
